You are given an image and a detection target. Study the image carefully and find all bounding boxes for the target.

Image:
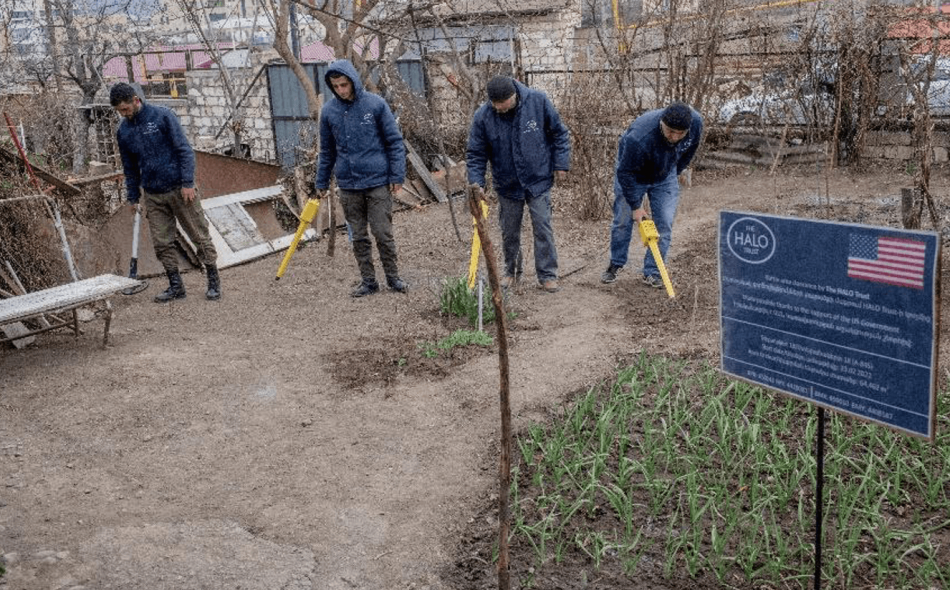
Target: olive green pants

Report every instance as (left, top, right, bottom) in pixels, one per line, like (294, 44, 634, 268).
(143, 188, 218, 273)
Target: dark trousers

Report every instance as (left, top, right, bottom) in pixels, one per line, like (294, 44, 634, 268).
(338, 185, 398, 281)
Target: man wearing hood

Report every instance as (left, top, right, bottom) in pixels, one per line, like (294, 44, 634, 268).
(601, 101, 703, 289)
(315, 59, 408, 297)
(466, 75, 571, 293)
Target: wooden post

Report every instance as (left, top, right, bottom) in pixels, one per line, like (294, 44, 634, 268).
(901, 187, 921, 229)
(405, 141, 447, 202)
(468, 184, 511, 590)
(326, 183, 337, 258)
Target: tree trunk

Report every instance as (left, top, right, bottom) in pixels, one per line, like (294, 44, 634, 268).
(270, 0, 322, 120)
(43, 0, 62, 92)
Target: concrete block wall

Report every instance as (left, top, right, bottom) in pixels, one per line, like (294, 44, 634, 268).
(519, 7, 579, 98)
(864, 130, 950, 164)
(180, 69, 276, 162)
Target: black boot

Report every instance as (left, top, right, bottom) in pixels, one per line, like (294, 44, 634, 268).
(154, 270, 186, 303)
(351, 278, 379, 298)
(386, 276, 408, 293)
(205, 264, 221, 300)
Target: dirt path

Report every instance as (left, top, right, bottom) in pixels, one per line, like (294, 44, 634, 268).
(1, 167, 945, 589)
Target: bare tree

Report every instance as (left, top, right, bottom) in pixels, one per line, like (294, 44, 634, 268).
(262, 0, 322, 119)
(35, 0, 165, 173)
(176, 0, 264, 156)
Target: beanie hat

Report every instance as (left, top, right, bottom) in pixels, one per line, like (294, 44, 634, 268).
(661, 101, 692, 131)
(487, 76, 516, 102)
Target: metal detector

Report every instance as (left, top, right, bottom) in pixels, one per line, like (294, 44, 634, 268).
(122, 205, 148, 295)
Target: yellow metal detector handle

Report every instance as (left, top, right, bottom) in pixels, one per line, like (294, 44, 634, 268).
(467, 199, 490, 289)
(275, 198, 321, 280)
(638, 219, 676, 298)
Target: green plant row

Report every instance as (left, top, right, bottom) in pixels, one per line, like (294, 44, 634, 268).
(419, 329, 493, 358)
(439, 276, 496, 327)
(509, 352, 950, 589)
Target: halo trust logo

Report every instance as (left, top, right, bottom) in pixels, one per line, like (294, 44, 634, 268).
(726, 216, 776, 264)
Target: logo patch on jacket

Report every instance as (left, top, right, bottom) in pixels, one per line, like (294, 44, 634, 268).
(144, 122, 160, 135)
(361, 113, 374, 126)
(523, 119, 540, 134)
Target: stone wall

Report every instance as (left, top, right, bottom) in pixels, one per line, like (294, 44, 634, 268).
(518, 7, 579, 98)
(177, 69, 276, 162)
(863, 130, 950, 165)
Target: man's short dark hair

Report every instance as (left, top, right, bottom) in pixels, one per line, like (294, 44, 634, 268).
(109, 83, 138, 106)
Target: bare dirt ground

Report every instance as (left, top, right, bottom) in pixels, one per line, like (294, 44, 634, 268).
(1, 165, 948, 590)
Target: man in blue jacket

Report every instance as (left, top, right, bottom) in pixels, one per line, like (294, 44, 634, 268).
(601, 101, 703, 288)
(111, 82, 221, 303)
(315, 59, 407, 298)
(467, 75, 571, 293)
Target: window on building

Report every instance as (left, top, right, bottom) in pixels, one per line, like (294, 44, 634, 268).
(580, 0, 642, 27)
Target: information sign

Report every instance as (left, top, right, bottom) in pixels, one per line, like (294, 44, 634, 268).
(719, 212, 941, 439)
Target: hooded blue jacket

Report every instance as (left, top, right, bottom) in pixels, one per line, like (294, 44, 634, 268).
(614, 107, 703, 209)
(315, 59, 406, 191)
(466, 80, 571, 200)
(116, 101, 195, 203)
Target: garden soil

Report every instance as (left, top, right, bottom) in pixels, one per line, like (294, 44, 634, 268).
(1, 166, 947, 590)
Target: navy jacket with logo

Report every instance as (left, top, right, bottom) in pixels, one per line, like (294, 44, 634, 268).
(315, 59, 406, 191)
(614, 107, 703, 209)
(466, 80, 571, 200)
(116, 101, 195, 203)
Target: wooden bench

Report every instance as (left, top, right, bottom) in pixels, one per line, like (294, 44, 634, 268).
(0, 274, 144, 348)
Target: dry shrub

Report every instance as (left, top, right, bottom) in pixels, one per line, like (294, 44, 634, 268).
(0, 188, 73, 293)
(0, 93, 79, 174)
(556, 73, 630, 221)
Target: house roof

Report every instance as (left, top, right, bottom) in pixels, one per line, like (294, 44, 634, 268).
(102, 42, 238, 82)
(102, 38, 379, 82)
(299, 38, 380, 62)
(887, 5, 950, 55)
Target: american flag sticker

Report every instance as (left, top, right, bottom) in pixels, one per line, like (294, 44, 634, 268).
(847, 234, 927, 289)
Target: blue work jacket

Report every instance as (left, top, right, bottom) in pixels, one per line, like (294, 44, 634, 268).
(116, 102, 195, 203)
(466, 81, 571, 200)
(315, 59, 406, 191)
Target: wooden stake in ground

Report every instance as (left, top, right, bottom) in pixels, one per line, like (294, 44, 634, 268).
(326, 182, 337, 258)
(467, 184, 512, 590)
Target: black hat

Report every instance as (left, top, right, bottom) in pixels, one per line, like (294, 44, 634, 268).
(487, 76, 516, 102)
(661, 102, 692, 131)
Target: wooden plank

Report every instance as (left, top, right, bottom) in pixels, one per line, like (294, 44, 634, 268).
(68, 170, 124, 185)
(404, 141, 447, 203)
(0, 274, 141, 325)
(199, 185, 284, 208)
(1, 322, 35, 348)
(204, 204, 265, 251)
